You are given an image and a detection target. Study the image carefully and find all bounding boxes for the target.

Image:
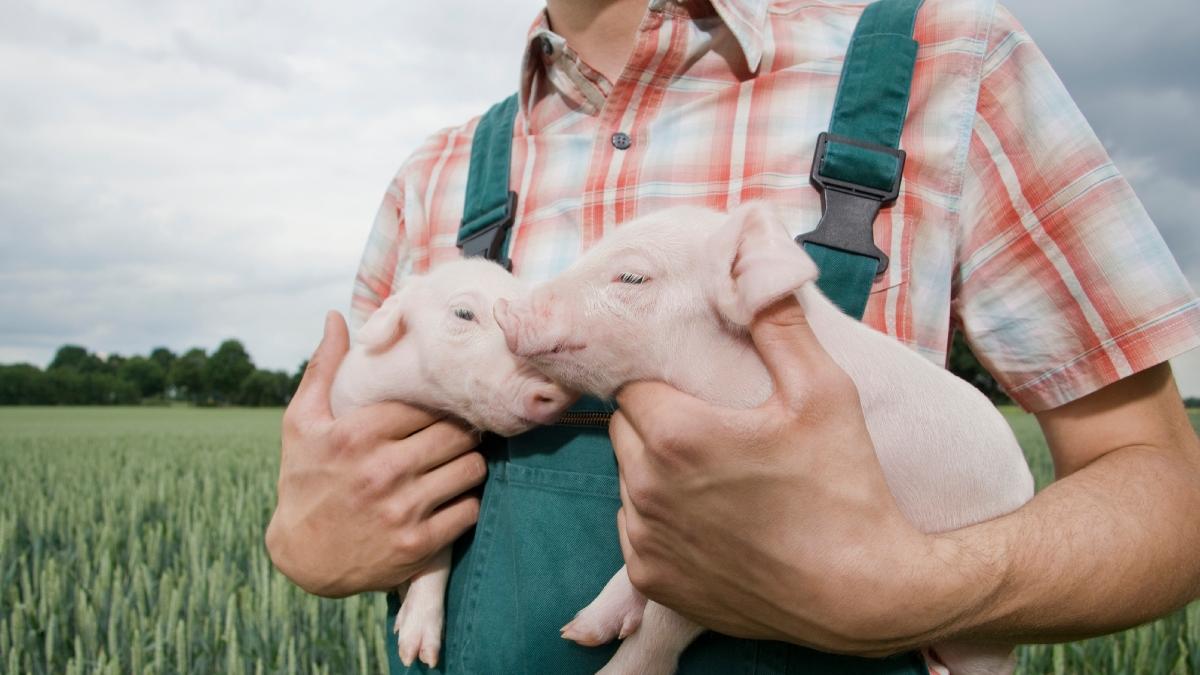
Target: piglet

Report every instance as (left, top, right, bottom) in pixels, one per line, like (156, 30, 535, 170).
(494, 203, 1035, 675)
(330, 257, 575, 668)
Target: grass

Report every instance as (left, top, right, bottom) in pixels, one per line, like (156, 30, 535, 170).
(0, 407, 387, 675)
(0, 406, 1198, 674)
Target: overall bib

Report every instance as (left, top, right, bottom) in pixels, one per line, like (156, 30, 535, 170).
(387, 1, 930, 672)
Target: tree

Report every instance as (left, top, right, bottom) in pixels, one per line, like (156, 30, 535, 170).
(149, 347, 177, 374)
(947, 331, 1010, 404)
(101, 353, 125, 376)
(206, 340, 255, 403)
(82, 372, 139, 404)
(45, 368, 85, 404)
(0, 364, 53, 404)
(238, 369, 292, 406)
(49, 345, 103, 373)
(119, 356, 166, 399)
(170, 348, 209, 403)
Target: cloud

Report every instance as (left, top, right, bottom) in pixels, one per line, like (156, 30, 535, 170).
(0, 1, 100, 49)
(0, 0, 1196, 395)
(0, 0, 542, 374)
(170, 30, 294, 87)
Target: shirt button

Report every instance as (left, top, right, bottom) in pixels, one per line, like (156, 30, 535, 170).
(611, 132, 632, 150)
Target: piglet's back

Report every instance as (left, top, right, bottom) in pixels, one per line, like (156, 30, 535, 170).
(797, 284, 1034, 533)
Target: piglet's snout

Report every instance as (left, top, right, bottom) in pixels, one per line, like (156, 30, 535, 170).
(519, 381, 573, 424)
(494, 292, 573, 358)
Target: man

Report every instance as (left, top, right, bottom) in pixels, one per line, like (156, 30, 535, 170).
(266, 0, 1200, 671)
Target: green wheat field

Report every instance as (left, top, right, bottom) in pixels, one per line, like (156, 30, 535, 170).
(2, 407, 1199, 674)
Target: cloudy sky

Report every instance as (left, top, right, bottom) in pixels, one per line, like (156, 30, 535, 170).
(1, 0, 1197, 396)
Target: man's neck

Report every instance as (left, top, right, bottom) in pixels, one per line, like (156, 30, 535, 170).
(545, 0, 648, 83)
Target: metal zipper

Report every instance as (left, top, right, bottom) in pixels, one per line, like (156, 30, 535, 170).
(553, 410, 613, 428)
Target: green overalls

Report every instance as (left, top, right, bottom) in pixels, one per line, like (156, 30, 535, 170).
(387, 1, 929, 672)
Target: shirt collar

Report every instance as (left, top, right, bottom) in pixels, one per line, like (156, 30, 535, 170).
(518, 0, 769, 123)
(703, 0, 769, 73)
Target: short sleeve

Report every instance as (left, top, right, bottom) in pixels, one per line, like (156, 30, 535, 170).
(349, 175, 411, 334)
(953, 4, 1200, 412)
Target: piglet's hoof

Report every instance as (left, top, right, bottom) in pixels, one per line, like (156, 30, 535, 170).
(394, 600, 443, 669)
(560, 607, 642, 647)
(560, 568, 647, 647)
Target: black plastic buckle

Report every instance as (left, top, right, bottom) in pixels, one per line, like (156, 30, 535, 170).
(795, 132, 906, 276)
(457, 191, 518, 270)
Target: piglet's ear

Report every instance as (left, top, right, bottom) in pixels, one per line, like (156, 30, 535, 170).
(356, 292, 407, 353)
(712, 201, 819, 326)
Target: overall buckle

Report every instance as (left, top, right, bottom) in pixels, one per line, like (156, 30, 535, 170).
(457, 191, 518, 270)
(795, 133, 905, 276)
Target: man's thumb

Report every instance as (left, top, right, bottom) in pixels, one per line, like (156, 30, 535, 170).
(291, 311, 350, 419)
(749, 295, 837, 402)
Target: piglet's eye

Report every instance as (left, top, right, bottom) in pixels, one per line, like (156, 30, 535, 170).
(453, 307, 476, 321)
(617, 273, 646, 285)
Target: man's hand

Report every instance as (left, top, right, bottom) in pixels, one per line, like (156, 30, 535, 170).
(265, 311, 486, 598)
(611, 295, 952, 655)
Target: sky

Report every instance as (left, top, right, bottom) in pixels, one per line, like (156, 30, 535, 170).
(1, 0, 1197, 396)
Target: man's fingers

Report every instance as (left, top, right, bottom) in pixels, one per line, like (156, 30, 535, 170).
(290, 311, 350, 421)
(609, 410, 646, 473)
(399, 421, 481, 473)
(617, 507, 636, 568)
(339, 399, 444, 444)
(413, 451, 488, 514)
(617, 506, 655, 594)
(614, 381, 717, 448)
(748, 294, 840, 405)
(422, 494, 482, 552)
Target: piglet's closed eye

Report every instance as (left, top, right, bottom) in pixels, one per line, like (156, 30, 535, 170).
(712, 202, 820, 326)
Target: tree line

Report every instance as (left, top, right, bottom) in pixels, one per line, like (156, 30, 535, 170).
(4, 335, 1006, 408)
(0, 341, 307, 406)
(1, 337, 1195, 408)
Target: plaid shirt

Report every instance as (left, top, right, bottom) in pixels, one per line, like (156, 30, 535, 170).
(352, 0, 1199, 412)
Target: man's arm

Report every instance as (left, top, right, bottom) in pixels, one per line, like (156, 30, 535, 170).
(925, 361, 1200, 644)
(611, 297, 1200, 655)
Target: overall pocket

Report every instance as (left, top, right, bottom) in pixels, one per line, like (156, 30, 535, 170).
(455, 421, 761, 675)
(453, 425, 628, 675)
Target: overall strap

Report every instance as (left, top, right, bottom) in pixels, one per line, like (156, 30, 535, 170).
(797, 0, 924, 319)
(458, 94, 520, 268)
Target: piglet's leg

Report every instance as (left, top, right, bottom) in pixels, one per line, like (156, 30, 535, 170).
(562, 566, 702, 675)
(598, 600, 704, 675)
(929, 641, 1016, 675)
(394, 547, 451, 668)
(561, 564, 647, 646)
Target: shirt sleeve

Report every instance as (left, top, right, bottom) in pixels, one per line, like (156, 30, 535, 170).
(952, 4, 1200, 412)
(349, 174, 410, 334)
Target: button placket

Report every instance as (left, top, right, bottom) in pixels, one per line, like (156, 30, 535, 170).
(581, 11, 670, 244)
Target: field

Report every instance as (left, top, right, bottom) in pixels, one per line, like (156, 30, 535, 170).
(1, 407, 1198, 674)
